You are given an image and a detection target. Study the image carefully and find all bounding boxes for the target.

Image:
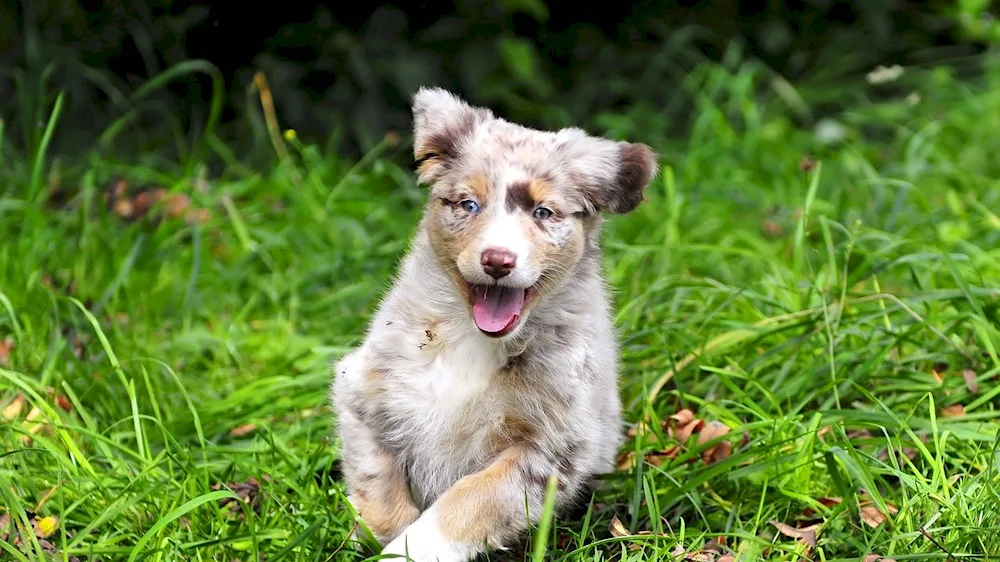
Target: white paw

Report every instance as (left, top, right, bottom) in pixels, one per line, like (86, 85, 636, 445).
(380, 508, 478, 562)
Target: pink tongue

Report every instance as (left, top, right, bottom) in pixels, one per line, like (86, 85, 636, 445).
(472, 286, 525, 333)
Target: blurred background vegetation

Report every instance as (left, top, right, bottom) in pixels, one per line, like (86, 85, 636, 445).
(3, 0, 1000, 169)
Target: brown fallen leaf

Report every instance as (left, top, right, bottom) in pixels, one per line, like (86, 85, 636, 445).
(669, 408, 696, 427)
(675, 418, 705, 443)
(55, 394, 72, 412)
(963, 369, 979, 394)
(608, 515, 629, 538)
(3, 394, 25, 419)
(616, 451, 636, 471)
(214, 477, 263, 516)
(645, 446, 680, 467)
(860, 505, 895, 528)
(22, 406, 52, 446)
(801, 496, 842, 517)
(940, 404, 965, 417)
(0, 513, 9, 541)
(698, 421, 732, 464)
(681, 537, 728, 561)
(0, 337, 13, 366)
(769, 520, 819, 547)
(799, 155, 817, 173)
(607, 514, 668, 551)
(626, 420, 657, 442)
(847, 428, 873, 440)
(229, 423, 257, 438)
(863, 555, 897, 562)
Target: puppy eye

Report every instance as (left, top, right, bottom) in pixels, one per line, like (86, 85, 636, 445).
(532, 207, 553, 220)
(460, 200, 481, 213)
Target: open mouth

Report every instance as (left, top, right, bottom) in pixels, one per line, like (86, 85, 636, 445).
(466, 282, 537, 337)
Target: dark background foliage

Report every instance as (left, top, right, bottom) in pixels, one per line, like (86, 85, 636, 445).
(1, 0, 997, 161)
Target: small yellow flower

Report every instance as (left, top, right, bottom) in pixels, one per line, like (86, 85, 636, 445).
(283, 129, 297, 141)
(35, 516, 59, 538)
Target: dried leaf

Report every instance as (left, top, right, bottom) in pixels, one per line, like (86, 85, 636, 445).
(627, 420, 657, 442)
(801, 496, 842, 518)
(615, 451, 636, 471)
(769, 520, 819, 547)
(862, 556, 880, 562)
(669, 408, 696, 426)
(0, 513, 9, 541)
(3, 394, 25, 420)
(799, 155, 817, 173)
(33, 516, 58, 538)
(229, 423, 257, 438)
(164, 193, 192, 218)
(707, 440, 733, 463)
(860, 506, 889, 527)
(675, 418, 704, 443)
(717, 556, 735, 562)
(645, 446, 680, 467)
(55, 394, 72, 412)
(963, 369, 979, 394)
(847, 428, 873, 440)
(940, 404, 965, 417)
(608, 515, 629, 538)
(698, 421, 732, 464)
(215, 477, 263, 516)
(0, 337, 13, 365)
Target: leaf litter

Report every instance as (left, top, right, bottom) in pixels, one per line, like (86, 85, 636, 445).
(618, 407, 735, 470)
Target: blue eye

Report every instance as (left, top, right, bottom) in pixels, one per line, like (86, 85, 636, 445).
(533, 207, 553, 220)
(460, 200, 480, 213)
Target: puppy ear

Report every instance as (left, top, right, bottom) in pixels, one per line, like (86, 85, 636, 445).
(600, 142, 659, 214)
(555, 128, 659, 214)
(411, 87, 491, 183)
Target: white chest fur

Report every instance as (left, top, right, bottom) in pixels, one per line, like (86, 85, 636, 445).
(375, 326, 510, 505)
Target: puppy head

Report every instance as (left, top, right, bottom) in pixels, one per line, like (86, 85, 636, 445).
(411, 87, 658, 338)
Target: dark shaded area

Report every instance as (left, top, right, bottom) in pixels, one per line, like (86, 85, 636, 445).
(0, 0, 992, 160)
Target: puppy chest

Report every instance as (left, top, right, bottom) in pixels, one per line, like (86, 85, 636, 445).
(379, 341, 514, 455)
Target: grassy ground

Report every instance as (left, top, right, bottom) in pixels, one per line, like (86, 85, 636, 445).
(2, 55, 1000, 562)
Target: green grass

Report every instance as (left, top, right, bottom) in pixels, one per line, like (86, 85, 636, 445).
(2, 54, 1000, 562)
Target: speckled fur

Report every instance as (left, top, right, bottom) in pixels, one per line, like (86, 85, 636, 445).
(330, 88, 658, 561)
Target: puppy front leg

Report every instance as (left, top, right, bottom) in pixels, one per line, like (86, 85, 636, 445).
(381, 444, 564, 562)
(338, 407, 421, 546)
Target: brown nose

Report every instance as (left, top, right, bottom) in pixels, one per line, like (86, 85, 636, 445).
(481, 248, 517, 279)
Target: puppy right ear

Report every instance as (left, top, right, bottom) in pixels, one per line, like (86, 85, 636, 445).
(411, 87, 490, 184)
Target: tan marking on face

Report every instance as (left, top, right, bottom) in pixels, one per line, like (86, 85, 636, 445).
(426, 200, 487, 304)
(436, 445, 528, 545)
(467, 172, 490, 203)
(528, 178, 552, 204)
(351, 451, 420, 540)
(517, 197, 587, 306)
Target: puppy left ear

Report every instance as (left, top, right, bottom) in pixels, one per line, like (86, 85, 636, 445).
(411, 87, 492, 184)
(600, 142, 659, 214)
